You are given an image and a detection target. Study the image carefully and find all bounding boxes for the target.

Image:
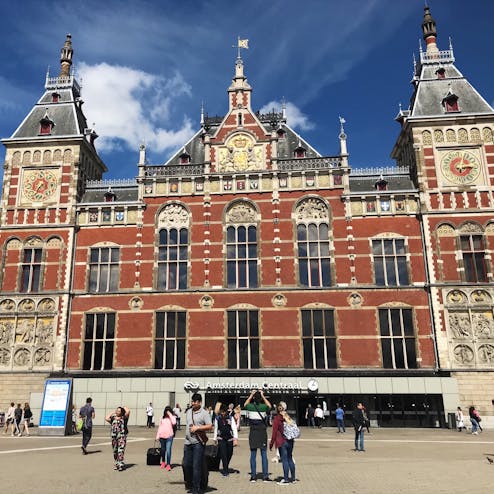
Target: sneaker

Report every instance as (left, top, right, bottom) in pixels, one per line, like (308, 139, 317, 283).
(165, 464, 172, 471)
(277, 479, 290, 485)
(472, 431, 478, 435)
(160, 462, 165, 469)
(81, 446, 87, 455)
(263, 477, 272, 483)
(250, 477, 256, 483)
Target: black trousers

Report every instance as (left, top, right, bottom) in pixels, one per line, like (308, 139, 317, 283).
(218, 439, 233, 474)
(147, 416, 153, 427)
(82, 427, 92, 448)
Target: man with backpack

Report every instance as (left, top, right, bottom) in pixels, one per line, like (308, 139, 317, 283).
(213, 403, 238, 477)
(79, 397, 95, 454)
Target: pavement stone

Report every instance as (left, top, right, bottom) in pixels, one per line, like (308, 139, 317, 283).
(1, 426, 494, 493)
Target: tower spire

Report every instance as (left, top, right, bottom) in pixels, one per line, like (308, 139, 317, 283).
(60, 34, 73, 77)
(421, 5, 439, 55)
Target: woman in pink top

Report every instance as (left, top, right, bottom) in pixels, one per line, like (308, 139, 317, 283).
(156, 406, 177, 470)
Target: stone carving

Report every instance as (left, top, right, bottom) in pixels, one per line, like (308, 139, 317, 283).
(422, 130, 432, 145)
(349, 292, 362, 307)
(129, 297, 143, 310)
(226, 201, 257, 223)
(272, 293, 287, 307)
(53, 149, 62, 161)
(12, 151, 21, 166)
(43, 150, 51, 164)
(38, 298, 56, 312)
(459, 222, 483, 234)
(453, 344, 474, 364)
(0, 299, 16, 311)
(63, 149, 73, 162)
(446, 129, 456, 142)
(19, 299, 35, 312)
(158, 203, 190, 228)
(436, 224, 455, 237)
(0, 348, 11, 365)
(447, 290, 466, 304)
(472, 313, 494, 338)
(13, 348, 30, 366)
(34, 348, 51, 365)
(295, 198, 329, 221)
(33, 150, 41, 162)
(458, 128, 469, 143)
(433, 129, 444, 142)
(200, 295, 214, 309)
(35, 320, 54, 344)
(471, 290, 491, 304)
(15, 320, 35, 344)
(482, 127, 493, 143)
(449, 313, 471, 338)
(218, 134, 263, 172)
(478, 344, 494, 364)
(0, 320, 14, 344)
(470, 128, 481, 142)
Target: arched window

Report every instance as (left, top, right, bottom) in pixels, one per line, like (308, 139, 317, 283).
(20, 238, 43, 293)
(459, 224, 488, 282)
(372, 237, 409, 286)
(225, 202, 258, 288)
(157, 204, 190, 290)
(295, 198, 331, 287)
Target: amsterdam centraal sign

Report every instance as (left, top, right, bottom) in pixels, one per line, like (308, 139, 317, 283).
(183, 379, 318, 393)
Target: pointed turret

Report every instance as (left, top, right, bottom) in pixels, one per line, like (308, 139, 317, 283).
(60, 34, 73, 77)
(228, 55, 252, 111)
(421, 6, 439, 56)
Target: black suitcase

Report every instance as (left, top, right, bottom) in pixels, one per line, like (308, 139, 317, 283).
(205, 444, 220, 471)
(183, 454, 209, 491)
(146, 442, 161, 466)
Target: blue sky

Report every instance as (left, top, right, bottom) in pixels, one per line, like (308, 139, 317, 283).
(1, 0, 493, 179)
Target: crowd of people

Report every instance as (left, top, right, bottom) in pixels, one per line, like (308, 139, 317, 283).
(2, 402, 32, 436)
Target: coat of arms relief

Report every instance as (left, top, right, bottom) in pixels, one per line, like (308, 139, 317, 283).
(217, 133, 264, 172)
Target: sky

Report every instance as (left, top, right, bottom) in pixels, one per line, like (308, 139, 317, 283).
(1, 0, 493, 179)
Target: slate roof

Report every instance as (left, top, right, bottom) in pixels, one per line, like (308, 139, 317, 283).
(80, 182, 139, 204)
(10, 79, 88, 139)
(348, 171, 416, 194)
(409, 57, 494, 118)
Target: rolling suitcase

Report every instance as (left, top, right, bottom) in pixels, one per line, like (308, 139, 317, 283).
(146, 441, 161, 465)
(205, 444, 220, 471)
(183, 453, 209, 491)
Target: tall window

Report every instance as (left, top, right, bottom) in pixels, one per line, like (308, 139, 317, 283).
(301, 309, 337, 369)
(158, 228, 188, 290)
(296, 198, 331, 288)
(88, 247, 120, 292)
(154, 311, 186, 369)
(461, 234, 488, 282)
(372, 238, 409, 286)
(379, 308, 417, 369)
(226, 225, 258, 288)
(20, 247, 42, 292)
(83, 312, 115, 370)
(227, 310, 259, 369)
(225, 201, 258, 289)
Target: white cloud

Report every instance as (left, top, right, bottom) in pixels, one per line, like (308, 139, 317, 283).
(260, 100, 315, 131)
(78, 62, 194, 153)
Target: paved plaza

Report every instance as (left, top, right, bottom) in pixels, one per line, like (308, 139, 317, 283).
(1, 426, 494, 493)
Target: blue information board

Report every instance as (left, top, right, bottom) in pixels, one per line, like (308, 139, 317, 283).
(39, 379, 72, 428)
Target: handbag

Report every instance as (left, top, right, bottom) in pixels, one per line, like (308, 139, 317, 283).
(76, 417, 84, 432)
(192, 411, 209, 445)
(283, 420, 301, 440)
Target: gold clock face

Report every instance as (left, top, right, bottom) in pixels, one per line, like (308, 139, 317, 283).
(23, 169, 58, 202)
(441, 150, 481, 185)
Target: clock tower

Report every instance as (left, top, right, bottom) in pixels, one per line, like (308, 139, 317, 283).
(0, 36, 106, 376)
(392, 7, 494, 404)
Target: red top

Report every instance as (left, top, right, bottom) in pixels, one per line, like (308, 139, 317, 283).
(269, 413, 286, 449)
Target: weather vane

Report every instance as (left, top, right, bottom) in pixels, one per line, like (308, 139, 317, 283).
(233, 37, 249, 58)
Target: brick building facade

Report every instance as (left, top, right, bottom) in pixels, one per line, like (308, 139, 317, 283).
(1, 7, 493, 427)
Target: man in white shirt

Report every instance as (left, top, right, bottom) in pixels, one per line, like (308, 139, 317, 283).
(173, 403, 182, 430)
(146, 403, 154, 428)
(314, 404, 324, 428)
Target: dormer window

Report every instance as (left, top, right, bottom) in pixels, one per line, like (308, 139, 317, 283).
(442, 91, 460, 113)
(375, 177, 388, 191)
(104, 188, 116, 202)
(294, 142, 306, 158)
(436, 67, 446, 79)
(179, 149, 191, 164)
(277, 129, 286, 140)
(39, 110, 55, 135)
(51, 92, 60, 103)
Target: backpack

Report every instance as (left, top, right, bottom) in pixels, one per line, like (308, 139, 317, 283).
(216, 415, 233, 441)
(283, 420, 301, 440)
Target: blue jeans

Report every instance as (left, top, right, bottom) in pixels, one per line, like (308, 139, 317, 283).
(183, 442, 204, 492)
(354, 427, 365, 451)
(250, 447, 268, 479)
(470, 417, 479, 433)
(159, 436, 174, 464)
(337, 419, 346, 432)
(279, 440, 296, 482)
